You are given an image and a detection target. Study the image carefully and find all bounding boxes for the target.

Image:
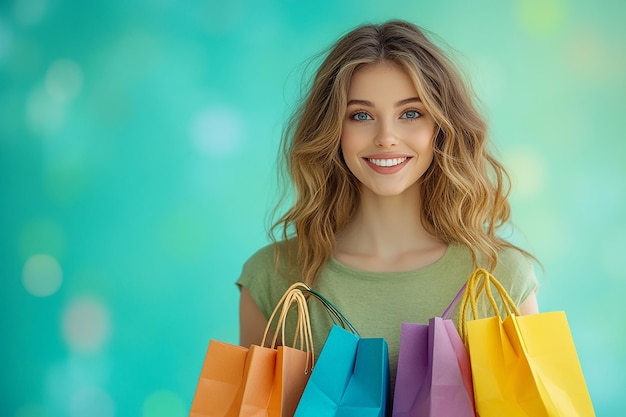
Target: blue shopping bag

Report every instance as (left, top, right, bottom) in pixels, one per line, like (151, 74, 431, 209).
(294, 324, 389, 417)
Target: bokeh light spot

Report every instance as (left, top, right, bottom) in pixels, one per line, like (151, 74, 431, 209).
(191, 107, 244, 158)
(62, 297, 111, 353)
(14, 404, 47, 417)
(69, 387, 115, 417)
(565, 28, 611, 82)
(504, 148, 546, 199)
(0, 18, 12, 64)
(142, 390, 186, 417)
(22, 254, 62, 297)
(197, 2, 243, 34)
(13, 0, 48, 25)
(517, 0, 566, 36)
(19, 218, 65, 260)
(26, 84, 65, 135)
(45, 59, 84, 104)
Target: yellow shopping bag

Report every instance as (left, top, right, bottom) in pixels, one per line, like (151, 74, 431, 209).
(458, 268, 595, 417)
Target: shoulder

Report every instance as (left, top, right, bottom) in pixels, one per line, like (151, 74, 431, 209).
(493, 246, 539, 305)
(443, 243, 534, 278)
(240, 239, 296, 274)
(236, 240, 295, 317)
(449, 243, 538, 307)
(493, 246, 535, 278)
(241, 242, 278, 270)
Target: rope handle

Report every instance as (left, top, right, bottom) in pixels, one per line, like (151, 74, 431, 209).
(276, 290, 315, 371)
(271, 290, 311, 348)
(457, 268, 520, 345)
(261, 282, 312, 347)
(261, 283, 315, 371)
(258, 281, 360, 374)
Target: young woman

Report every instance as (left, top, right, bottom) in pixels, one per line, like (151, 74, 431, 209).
(237, 19, 538, 384)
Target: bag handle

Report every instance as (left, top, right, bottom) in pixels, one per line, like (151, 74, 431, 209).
(303, 287, 360, 336)
(261, 284, 315, 371)
(274, 290, 314, 352)
(265, 281, 359, 335)
(258, 281, 360, 373)
(457, 268, 520, 345)
(441, 283, 467, 319)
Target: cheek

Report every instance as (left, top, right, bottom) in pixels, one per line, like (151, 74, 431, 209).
(339, 131, 358, 158)
(422, 145, 435, 169)
(339, 134, 362, 175)
(421, 140, 436, 172)
(422, 136, 435, 155)
(423, 150, 435, 168)
(413, 125, 436, 153)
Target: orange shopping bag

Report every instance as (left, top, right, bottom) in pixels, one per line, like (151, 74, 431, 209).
(189, 283, 314, 417)
(189, 341, 248, 416)
(236, 288, 313, 416)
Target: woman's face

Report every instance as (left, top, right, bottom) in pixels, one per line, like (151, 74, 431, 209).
(340, 61, 436, 198)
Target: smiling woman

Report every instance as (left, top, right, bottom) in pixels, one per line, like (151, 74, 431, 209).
(236, 18, 539, 396)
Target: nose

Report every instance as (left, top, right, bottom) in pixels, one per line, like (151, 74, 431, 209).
(373, 120, 398, 148)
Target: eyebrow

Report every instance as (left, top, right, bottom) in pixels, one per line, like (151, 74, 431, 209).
(346, 97, 422, 107)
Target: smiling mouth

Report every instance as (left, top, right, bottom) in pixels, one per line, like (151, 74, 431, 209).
(365, 157, 409, 167)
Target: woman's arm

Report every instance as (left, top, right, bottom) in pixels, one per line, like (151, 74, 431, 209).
(239, 287, 269, 347)
(518, 291, 539, 315)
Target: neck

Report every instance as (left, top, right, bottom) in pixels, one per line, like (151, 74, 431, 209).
(336, 185, 442, 259)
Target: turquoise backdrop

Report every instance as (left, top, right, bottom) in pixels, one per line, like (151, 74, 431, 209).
(1, 0, 625, 416)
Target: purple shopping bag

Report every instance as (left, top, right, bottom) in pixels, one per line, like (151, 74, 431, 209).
(392, 286, 475, 417)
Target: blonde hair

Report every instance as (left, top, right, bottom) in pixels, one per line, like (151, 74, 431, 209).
(271, 19, 533, 286)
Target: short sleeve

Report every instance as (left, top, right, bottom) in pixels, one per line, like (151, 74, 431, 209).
(492, 247, 539, 314)
(235, 243, 291, 319)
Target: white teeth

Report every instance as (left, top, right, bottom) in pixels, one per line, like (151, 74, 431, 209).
(367, 157, 408, 167)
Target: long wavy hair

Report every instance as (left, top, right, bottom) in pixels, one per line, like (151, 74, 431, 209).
(271, 19, 533, 286)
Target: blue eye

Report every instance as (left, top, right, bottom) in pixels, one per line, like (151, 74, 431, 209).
(351, 112, 372, 121)
(402, 110, 421, 119)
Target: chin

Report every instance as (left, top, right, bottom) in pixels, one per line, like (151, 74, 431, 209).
(369, 187, 416, 198)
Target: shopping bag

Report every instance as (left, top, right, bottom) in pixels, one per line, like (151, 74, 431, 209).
(393, 284, 475, 417)
(238, 288, 313, 417)
(295, 324, 389, 417)
(458, 268, 595, 417)
(189, 283, 314, 417)
(188, 341, 249, 417)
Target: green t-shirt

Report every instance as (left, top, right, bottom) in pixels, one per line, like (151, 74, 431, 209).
(236, 240, 538, 385)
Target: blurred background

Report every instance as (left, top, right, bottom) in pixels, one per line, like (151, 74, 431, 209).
(1, 0, 624, 416)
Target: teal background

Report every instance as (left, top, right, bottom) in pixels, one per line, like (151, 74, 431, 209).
(1, 0, 624, 416)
